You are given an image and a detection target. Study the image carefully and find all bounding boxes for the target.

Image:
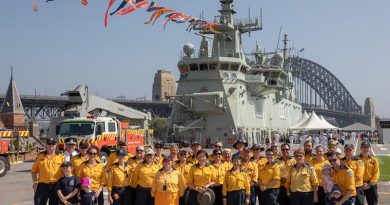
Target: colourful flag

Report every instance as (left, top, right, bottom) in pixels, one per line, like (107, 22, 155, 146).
(104, 0, 116, 27)
(33, 0, 38, 12)
(116, 0, 149, 16)
(82, 0, 88, 6)
(146, 1, 163, 12)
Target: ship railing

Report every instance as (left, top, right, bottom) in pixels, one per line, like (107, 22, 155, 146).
(179, 51, 212, 61)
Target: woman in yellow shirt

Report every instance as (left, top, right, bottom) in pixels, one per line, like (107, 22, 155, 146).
(152, 157, 186, 205)
(107, 149, 132, 205)
(258, 148, 281, 205)
(173, 148, 192, 205)
(211, 149, 229, 205)
(222, 155, 250, 205)
(77, 145, 106, 205)
(312, 145, 329, 205)
(130, 148, 160, 205)
(187, 150, 217, 205)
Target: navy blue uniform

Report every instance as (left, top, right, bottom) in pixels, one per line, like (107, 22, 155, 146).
(56, 176, 80, 204)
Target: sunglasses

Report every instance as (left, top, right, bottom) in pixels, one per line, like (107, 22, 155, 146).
(329, 158, 338, 163)
(88, 152, 98, 155)
(328, 144, 337, 147)
(136, 150, 144, 152)
(155, 146, 162, 149)
(179, 153, 187, 156)
(47, 143, 56, 146)
(266, 154, 274, 157)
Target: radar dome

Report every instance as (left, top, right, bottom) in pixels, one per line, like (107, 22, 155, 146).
(271, 53, 284, 67)
(183, 43, 195, 57)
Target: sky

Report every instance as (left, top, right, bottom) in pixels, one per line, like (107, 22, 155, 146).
(0, 0, 389, 117)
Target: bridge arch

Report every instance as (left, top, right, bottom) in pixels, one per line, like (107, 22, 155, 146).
(288, 57, 362, 114)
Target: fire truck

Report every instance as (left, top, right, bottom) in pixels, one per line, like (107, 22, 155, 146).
(49, 85, 152, 164)
(0, 130, 30, 177)
(56, 116, 153, 163)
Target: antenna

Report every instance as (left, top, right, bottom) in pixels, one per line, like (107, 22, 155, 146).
(248, 7, 251, 36)
(276, 25, 282, 51)
(11, 65, 14, 79)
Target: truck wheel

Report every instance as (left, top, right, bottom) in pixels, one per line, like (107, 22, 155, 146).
(99, 152, 109, 166)
(0, 156, 9, 177)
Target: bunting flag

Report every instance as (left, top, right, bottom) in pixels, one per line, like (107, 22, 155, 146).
(116, 0, 149, 16)
(104, 0, 116, 27)
(145, 8, 174, 25)
(33, 0, 38, 12)
(82, 0, 88, 6)
(163, 12, 190, 29)
(205, 22, 222, 33)
(146, 1, 163, 12)
(110, 0, 130, 16)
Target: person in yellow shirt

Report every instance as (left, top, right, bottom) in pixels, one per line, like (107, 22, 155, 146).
(168, 143, 179, 162)
(222, 148, 233, 169)
(312, 145, 330, 205)
(208, 141, 223, 162)
(304, 140, 315, 165)
(285, 148, 318, 205)
(341, 144, 364, 205)
(77, 145, 106, 205)
(250, 144, 267, 205)
(106, 140, 134, 170)
(107, 149, 132, 205)
(222, 155, 250, 205)
(211, 149, 230, 205)
(154, 140, 165, 165)
(240, 147, 258, 205)
(187, 141, 201, 164)
(187, 150, 217, 205)
(277, 143, 296, 205)
(152, 157, 186, 205)
(173, 148, 192, 205)
(71, 141, 90, 175)
(327, 151, 356, 205)
(359, 141, 379, 205)
(31, 138, 65, 205)
(258, 148, 280, 205)
(127, 145, 145, 204)
(130, 148, 160, 205)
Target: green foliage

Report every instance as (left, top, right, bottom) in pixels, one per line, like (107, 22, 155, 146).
(149, 117, 168, 138)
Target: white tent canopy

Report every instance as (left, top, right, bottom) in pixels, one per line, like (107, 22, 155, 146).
(319, 115, 339, 130)
(294, 111, 339, 130)
(290, 111, 309, 129)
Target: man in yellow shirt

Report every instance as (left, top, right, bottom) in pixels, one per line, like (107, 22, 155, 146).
(240, 147, 258, 205)
(328, 151, 356, 205)
(71, 141, 90, 175)
(259, 148, 280, 205)
(277, 143, 296, 205)
(31, 138, 65, 205)
(341, 144, 364, 205)
(106, 140, 133, 169)
(359, 141, 379, 205)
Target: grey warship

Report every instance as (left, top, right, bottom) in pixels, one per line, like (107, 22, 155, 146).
(168, 0, 302, 147)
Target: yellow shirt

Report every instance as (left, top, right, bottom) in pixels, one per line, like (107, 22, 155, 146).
(286, 164, 318, 193)
(187, 155, 198, 165)
(107, 164, 132, 192)
(31, 152, 65, 183)
(258, 161, 281, 189)
(222, 169, 251, 196)
(154, 154, 165, 165)
(359, 155, 380, 185)
(304, 154, 316, 165)
(187, 164, 217, 187)
(312, 158, 330, 186)
(77, 162, 106, 191)
(128, 157, 143, 169)
(276, 157, 296, 187)
(151, 170, 186, 197)
(240, 161, 259, 184)
(222, 161, 233, 170)
(71, 154, 89, 175)
(130, 162, 160, 188)
(173, 161, 192, 182)
(332, 164, 356, 197)
(106, 152, 133, 168)
(341, 157, 364, 187)
(211, 162, 230, 186)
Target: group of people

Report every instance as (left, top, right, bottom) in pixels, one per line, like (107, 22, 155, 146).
(31, 136, 380, 205)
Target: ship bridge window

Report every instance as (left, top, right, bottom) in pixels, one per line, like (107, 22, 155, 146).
(221, 63, 229, 70)
(231, 64, 240, 71)
(210, 63, 217, 70)
(189, 64, 199, 71)
(199, 63, 208, 70)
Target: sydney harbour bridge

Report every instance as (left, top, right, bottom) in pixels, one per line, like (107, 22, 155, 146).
(0, 57, 375, 128)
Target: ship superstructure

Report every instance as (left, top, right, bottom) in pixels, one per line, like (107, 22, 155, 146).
(168, 0, 302, 146)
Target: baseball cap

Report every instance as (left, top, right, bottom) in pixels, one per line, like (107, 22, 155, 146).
(61, 161, 72, 167)
(344, 144, 354, 150)
(145, 148, 155, 155)
(191, 141, 200, 146)
(361, 141, 371, 147)
(118, 140, 126, 147)
(46, 138, 56, 145)
(213, 149, 222, 155)
(179, 148, 189, 153)
(214, 142, 223, 147)
(65, 137, 77, 145)
(154, 141, 163, 148)
(79, 141, 89, 149)
(81, 177, 91, 187)
(251, 144, 262, 150)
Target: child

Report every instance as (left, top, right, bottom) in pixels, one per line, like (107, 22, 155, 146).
(328, 186, 342, 205)
(79, 177, 96, 205)
(57, 162, 80, 205)
(322, 164, 334, 195)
